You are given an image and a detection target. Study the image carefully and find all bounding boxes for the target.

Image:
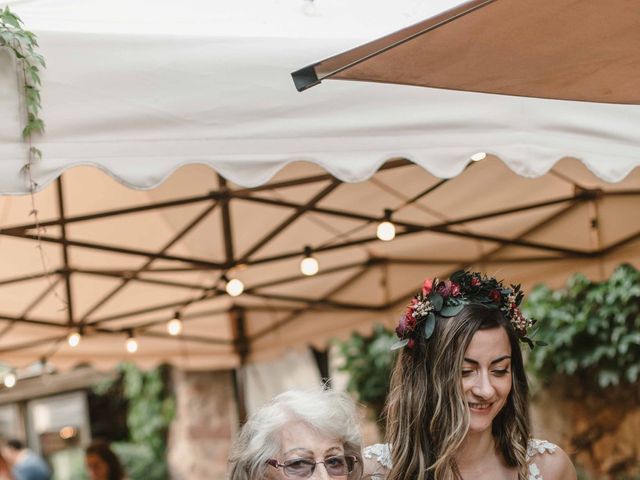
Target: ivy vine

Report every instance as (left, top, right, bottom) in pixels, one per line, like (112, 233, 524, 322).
(1, 7, 68, 313)
(525, 264, 640, 388)
(0, 6, 45, 163)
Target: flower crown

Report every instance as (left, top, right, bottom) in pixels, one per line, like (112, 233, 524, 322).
(392, 270, 538, 350)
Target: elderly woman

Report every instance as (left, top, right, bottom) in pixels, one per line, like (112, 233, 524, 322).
(229, 389, 363, 480)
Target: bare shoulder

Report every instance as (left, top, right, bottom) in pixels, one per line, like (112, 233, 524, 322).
(529, 442, 577, 480)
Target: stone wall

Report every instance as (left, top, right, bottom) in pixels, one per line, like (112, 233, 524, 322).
(531, 380, 640, 479)
(167, 369, 238, 480)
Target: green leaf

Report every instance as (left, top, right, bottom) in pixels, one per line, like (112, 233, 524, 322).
(29, 146, 42, 161)
(390, 338, 409, 351)
(423, 312, 436, 339)
(428, 292, 443, 311)
(440, 303, 464, 317)
(2, 12, 21, 28)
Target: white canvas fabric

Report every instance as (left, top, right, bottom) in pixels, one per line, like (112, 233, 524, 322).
(0, 0, 639, 195)
(0, 0, 638, 372)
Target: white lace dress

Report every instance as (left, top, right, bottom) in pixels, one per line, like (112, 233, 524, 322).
(363, 439, 557, 480)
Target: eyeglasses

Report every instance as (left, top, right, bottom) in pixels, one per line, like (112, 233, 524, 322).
(267, 455, 358, 478)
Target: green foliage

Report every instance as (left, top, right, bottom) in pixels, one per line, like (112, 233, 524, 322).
(525, 264, 640, 388)
(111, 442, 168, 480)
(336, 325, 396, 422)
(0, 7, 46, 140)
(94, 364, 175, 480)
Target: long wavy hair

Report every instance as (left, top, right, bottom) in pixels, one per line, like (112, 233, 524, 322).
(385, 304, 530, 480)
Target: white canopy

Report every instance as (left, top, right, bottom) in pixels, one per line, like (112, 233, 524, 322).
(1, 0, 640, 194)
(0, 0, 638, 372)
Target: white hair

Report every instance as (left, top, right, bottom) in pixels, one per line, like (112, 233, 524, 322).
(228, 389, 363, 480)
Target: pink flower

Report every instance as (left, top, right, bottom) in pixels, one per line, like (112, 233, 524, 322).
(422, 278, 434, 295)
(471, 276, 481, 287)
(450, 282, 461, 297)
(489, 289, 501, 303)
(407, 338, 415, 349)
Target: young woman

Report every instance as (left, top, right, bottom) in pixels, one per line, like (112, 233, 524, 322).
(229, 389, 363, 480)
(363, 271, 576, 480)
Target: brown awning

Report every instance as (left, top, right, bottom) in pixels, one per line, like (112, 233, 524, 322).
(292, 0, 640, 104)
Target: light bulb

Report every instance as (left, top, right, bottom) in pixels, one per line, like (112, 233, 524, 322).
(67, 331, 81, 348)
(470, 151, 486, 162)
(226, 278, 244, 297)
(167, 317, 183, 336)
(3, 373, 16, 388)
(300, 256, 319, 276)
(302, 0, 318, 16)
(126, 336, 138, 353)
(377, 221, 396, 241)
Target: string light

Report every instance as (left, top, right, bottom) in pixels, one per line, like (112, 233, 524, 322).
(67, 330, 81, 348)
(125, 331, 138, 353)
(167, 312, 183, 336)
(225, 277, 244, 297)
(300, 246, 319, 276)
(376, 209, 396, 241)
(3, 372, 16, 388)
(470, 151, 487, 162)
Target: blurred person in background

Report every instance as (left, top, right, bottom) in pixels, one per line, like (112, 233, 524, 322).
(0, 451, 13, 480)
(229, 389, 363, 480)
(85, 441, 125, 480)
(0, 439, 50, 480)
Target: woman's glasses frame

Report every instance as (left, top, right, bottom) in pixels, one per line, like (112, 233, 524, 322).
(267, 455, 358, 478)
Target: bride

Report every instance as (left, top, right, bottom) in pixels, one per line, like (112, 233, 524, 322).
(363, 271, 576, 480)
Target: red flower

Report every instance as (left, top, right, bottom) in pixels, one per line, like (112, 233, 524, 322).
(471, 276, 481, 287)
(407, 338, 415, 349)
(422, 278, 434, 295)
(396, 308, 417, 337)
(436, 280, 459, 298)
(489, 289, 501, 303)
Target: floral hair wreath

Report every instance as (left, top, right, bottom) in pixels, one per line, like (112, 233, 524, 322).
(392, 270, 543, 351)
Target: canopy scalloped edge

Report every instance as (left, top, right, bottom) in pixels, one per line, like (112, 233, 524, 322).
(17, 153, 640, 195)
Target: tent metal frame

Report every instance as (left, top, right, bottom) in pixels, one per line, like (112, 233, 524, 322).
(0, 159, 638, 361)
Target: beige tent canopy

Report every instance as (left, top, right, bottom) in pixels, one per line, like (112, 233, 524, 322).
(1, 0, 639, 373)
(292, 0, 640, 104)
(0, 159, 638, 372)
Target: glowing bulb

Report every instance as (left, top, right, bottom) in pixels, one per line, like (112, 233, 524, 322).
(167, 317, 183, 336)
(302, 0, 318, 16)
(377, 221, 396, 241)
(300, 256, 319, 276)
(3, 373, 16, 388)
(125, 337, 138, 353)
(470, 151, 486, 162)
(59, 426, 77, 440)
(67, 331, 81, 348)
(226, 278, 244, 297)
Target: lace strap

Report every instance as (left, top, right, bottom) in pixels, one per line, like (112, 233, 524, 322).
(526, 439, 558, 460)
(363, 443, 393, 470)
